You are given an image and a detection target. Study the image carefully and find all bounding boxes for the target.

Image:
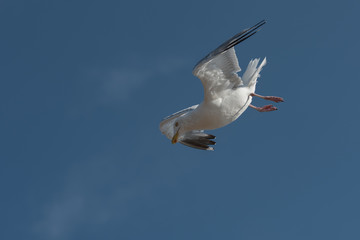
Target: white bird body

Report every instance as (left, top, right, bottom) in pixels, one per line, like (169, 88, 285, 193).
(175, 61, 262, 133)
(160, 20, 283, 151)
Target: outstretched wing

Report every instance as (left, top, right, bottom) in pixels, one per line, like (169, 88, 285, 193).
(193, 20, 266, 100)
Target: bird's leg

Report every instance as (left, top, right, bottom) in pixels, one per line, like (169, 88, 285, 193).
(249, 104, 277, 112)
(251, 93, 284, 103)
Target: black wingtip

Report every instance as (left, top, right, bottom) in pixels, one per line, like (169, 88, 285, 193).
(255, 19, 266, 27)
(192, 19, 267, 75)
(247, 20, 266, 34)
(179, 132, 217, 151)
(249, 20, 266, 32)
(221, 20, 267, 52)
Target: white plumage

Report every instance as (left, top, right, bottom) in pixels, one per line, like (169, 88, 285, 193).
(160, 20, 283, 151)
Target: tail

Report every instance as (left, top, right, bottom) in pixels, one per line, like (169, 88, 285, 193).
(242, 57, 267, 87)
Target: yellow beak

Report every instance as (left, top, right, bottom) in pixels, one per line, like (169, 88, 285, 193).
(171, 128, 180, 144)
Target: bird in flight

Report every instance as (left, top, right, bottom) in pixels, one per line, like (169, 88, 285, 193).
(159, 20, 283, 151)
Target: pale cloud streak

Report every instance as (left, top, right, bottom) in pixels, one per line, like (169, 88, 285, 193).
(67, 55, 189, 117)
(32, 153, 187, 240)
(34, 196, 84, 239)
(97, 56, 189, 104)
(100, 69, 148, 103)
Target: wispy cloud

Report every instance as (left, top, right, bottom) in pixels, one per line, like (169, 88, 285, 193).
(99, 69, 148, 103)
(95, 56, 189, 105)
(33, 157, 141, 239)
(32, 154, 182, 240)
(34, 196, 85, 239)
(67, 55, 189, 117)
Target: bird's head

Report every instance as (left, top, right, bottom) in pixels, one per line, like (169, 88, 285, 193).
(171, 121, 182, 144)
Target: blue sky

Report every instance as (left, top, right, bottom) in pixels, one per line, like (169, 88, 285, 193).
(1, 0, 359, 239)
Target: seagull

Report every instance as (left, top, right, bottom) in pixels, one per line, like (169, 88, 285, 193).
(159, 20, 283, 151)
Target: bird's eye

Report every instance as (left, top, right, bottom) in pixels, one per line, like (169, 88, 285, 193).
(175, 122, 179, 127)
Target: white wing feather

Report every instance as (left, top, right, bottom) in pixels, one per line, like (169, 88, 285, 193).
(192, 20, 266, 101)
(193, 48, 242, 100)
